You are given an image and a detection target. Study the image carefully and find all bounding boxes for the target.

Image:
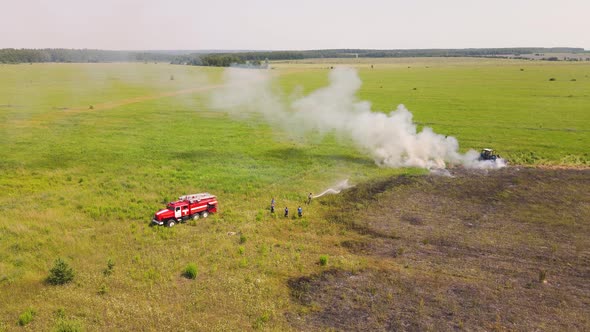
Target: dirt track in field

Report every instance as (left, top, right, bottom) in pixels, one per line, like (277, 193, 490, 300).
(287, 167, 590, 331)
(66, 67, 306, 113)
(11, 68, 308, 128)
(69, 84, 227, 112)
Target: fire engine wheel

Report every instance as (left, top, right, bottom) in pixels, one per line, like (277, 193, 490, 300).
(192, 214, 199, 220)
(167, 220, 175, 227)
(201, 211, 209, 218)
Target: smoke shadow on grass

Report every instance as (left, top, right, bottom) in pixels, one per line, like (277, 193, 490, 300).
(264, 147, 307, 161)
(171, 146, 374, 170)
(171, 149, 226, 162)
(264, 147, 374, 167)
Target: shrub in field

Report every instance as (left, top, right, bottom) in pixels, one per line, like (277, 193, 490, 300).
(98, 283, 108, 295)
(47, 258, 75, 285)
(252, 312, 270, 329)
(239, 258, 248, 268)
(319, 255, 328, 266)
(55, 308, 66, 319)
(18, 308, 36, 326)
(53, 318, 84, 332)
(183, 263, 198, 279)
(548, 77, 556, 81)
(255, 210, 264, 222)
(239, 234, 247, 244)
(103, 258, 115, 276)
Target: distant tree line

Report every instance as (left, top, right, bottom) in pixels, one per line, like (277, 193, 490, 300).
(0, 48, 175, 64)
(1, 47, 587, 66)
(182, 47, 587, 67)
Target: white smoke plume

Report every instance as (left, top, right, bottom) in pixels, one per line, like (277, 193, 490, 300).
(211, 67, 505, 170)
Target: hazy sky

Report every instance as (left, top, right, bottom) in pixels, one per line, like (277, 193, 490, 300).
(1, 0, 588, 50)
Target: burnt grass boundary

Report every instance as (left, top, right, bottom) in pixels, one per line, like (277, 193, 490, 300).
(287, 167, 590, 331)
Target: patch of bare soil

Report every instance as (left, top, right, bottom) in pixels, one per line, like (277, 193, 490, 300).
(288, 167, 590, 331)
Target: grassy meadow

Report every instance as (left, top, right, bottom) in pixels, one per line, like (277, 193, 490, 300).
(0, 58, 589, 330)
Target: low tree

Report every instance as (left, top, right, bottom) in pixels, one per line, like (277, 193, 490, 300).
(47, 258, 75, 285)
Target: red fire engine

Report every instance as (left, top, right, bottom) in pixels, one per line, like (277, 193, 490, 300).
(151, 193, 218, 227)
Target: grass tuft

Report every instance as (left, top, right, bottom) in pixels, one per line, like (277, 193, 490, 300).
(52, 318, 84, 332)
(55, 308, 66, 319)
(97, 283, 108, 295)
(252, 312, 271, 329)
(183, 263, 198, 279)
(103, 258, 115, 276)
(17, 308, 36, 326)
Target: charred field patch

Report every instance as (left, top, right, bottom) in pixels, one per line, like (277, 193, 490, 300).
(288, 167, 590, 331)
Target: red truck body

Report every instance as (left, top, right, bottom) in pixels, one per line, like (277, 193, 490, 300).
(151, 193, 218, 227)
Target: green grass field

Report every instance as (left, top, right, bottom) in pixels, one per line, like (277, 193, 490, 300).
(0, 58, 589, 330)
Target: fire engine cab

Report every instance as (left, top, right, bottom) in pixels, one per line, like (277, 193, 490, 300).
(151, 193, 218, 227)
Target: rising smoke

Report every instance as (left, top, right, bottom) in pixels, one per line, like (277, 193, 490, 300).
(211, 67, 505, 170)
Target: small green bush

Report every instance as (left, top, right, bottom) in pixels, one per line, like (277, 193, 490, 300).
(53, 318, 84, 332)
(103, 258, 115, 276)
(183, 263, 198, 279)
(238, 258, 248, 268)
(98, 283, 108, 295)
(55, 308, 66, 319)
(255, 210, 264, 222)
(239, 234, 247, 244)
(252, 312, 270, 329)
(47, 258, 75, 285)
(319, 255, 328, 266)
(18, 308, 36, 326)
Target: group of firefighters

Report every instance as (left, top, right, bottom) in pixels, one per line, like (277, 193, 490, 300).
(270, 193, 312, 218)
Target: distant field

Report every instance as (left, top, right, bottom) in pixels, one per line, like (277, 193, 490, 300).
(0, 58, 588, 330)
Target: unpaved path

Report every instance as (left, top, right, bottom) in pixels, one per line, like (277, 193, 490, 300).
(70, 83, 227, 112)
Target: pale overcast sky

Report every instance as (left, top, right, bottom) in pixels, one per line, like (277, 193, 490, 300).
(1, 0, 588, 50)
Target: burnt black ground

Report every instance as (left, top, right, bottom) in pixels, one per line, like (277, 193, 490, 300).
(287, 167, 590, 331)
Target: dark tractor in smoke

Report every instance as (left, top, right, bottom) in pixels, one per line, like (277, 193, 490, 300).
(479, 148, 500, 161)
